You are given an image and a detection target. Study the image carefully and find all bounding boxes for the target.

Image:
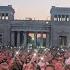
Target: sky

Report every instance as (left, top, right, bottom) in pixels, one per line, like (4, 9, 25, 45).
(0, 0, 70, 20)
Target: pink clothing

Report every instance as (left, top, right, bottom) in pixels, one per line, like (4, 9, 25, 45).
(23, 63, 34, 70)
(54, 62, 64, 70)
(0, 63, 9, 70)
(38, 61, 46, 70)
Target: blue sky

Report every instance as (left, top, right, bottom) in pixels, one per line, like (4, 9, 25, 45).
(0, 0, 70, 20)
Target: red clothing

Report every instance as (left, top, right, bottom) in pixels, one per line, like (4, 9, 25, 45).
(54, 62, 64, 70)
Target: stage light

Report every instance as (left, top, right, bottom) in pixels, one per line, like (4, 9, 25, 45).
(33, 53, 36, 56)
(46, 21, 49, 24)
(28, 50, 30, 52)
(41, 57, 44, 60)
(53, 48, 55, 49)
(44, 48, 46, 51)
(57, 52, 60, 55)
(58, 48, 59, 50)
(61, 48, 64, 51)
(16, 51, 19, 55)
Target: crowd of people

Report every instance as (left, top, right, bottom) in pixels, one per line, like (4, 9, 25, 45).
(0, 47, 70, 70)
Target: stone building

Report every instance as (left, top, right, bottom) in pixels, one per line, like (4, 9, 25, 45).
(50, 6, 70, 48)
(0, 5, 70, 49)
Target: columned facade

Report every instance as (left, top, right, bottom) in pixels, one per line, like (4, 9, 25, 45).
(11, 31, 50, 48)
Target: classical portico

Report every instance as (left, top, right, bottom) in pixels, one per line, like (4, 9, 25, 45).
(11, 31, 50, 49)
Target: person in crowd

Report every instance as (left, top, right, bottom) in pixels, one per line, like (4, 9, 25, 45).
(9, 57, 23, 70)
(45, 65, 55, 70)
(23, 57, 35, 70)
(65, 65, 70, 70)
(51, 57, 64, 70)
(38, 57, 46, 70)
(0, 59, 9, 70)
(0, 47, 70, 70)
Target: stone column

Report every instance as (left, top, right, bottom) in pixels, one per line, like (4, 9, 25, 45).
(17, 31, 20, 47)
(40, 33, 43, 48)
(65, 15, 67, 21)
(60, 15, 62, 21)
(56, 15, 58, 21)
(4, 13, 6, 20)
(61, 15, 63, 21)
(0, 13, 1, 20)
(2, 13, 4, 20)
(11, 31, 15, 46)
(20, 32, 24, 46)
(34, 33, 37, 47)
(1, 13, 2, 20)
(62, 15, 65, 21)
(66, 15, 69, 21)
(46, 33, 50, 48)
(57, 15, 59, 21)
(62, 15, 64, 21)
(23, 32, 27, 47)
(58, 15, 61, 21)
(69, 15, 70, 21)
